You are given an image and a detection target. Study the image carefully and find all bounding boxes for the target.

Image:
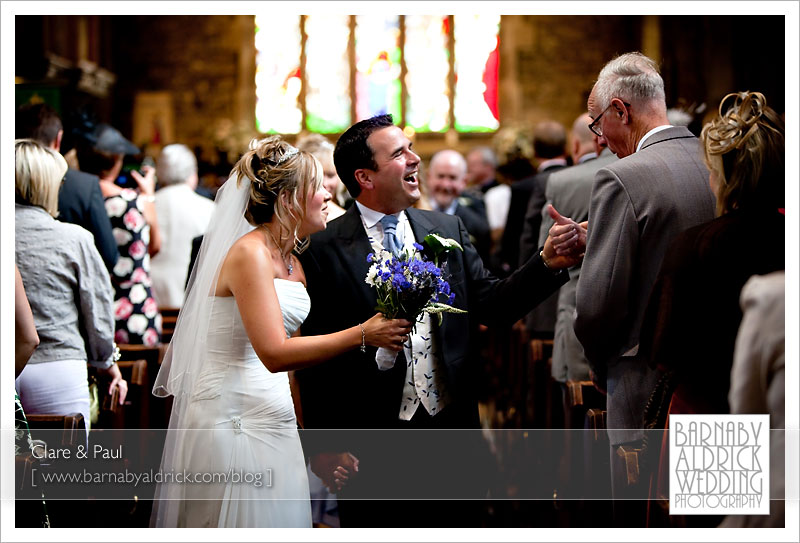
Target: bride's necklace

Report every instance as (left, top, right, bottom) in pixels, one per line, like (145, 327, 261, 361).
(262, 226, 293, 275)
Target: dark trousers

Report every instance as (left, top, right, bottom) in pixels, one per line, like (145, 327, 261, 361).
(336, 402, 490, 528)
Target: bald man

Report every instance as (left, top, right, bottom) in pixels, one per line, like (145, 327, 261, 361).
(427, 149, 491, 264)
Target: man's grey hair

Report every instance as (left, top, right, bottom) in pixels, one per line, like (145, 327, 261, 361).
(594, 52, 666, 112)
(468, 146, 497, 169)
(156, 143, 197, 186)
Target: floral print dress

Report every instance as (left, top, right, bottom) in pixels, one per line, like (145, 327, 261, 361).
(105, 189, 161, 346)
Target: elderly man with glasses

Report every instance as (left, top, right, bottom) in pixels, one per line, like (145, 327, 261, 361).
(567, 52, 716, 521)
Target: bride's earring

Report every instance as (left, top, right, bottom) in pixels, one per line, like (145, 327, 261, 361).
(294, 235, 310, 255)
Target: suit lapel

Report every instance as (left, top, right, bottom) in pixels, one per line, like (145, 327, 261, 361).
(334, 206, 379, 307)
(405, 207, 439, 260)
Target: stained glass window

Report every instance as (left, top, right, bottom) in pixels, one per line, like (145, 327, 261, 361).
(254, 14, 302, 134)
(454, 14, 501, 132)
(305, 15, 351, 133)
(404, 15, 450, 132)
(254, 15, 500, 134)
(354, 15, 401, 122)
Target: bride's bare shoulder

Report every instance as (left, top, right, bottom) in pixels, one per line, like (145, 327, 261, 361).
(216, 231, 273, 297)
(225, 230, 270, 267)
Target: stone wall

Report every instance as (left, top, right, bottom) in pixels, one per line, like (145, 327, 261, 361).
(110, 15, 256, 165)
(499, 15, 640, 132)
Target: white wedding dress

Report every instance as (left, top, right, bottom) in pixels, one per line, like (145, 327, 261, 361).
(168, 279, 312, 528)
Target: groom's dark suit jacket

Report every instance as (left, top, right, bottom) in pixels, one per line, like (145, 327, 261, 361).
(297, 205, 566, 434)
(296, 205, 566, 521)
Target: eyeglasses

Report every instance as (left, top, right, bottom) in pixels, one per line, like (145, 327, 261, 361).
(588, 101, 630, 137)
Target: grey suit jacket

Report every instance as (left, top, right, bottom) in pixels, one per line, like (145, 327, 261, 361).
(573, 126, 715, 444)
(537, 149, 617, 382)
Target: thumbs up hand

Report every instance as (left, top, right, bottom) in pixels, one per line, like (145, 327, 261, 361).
(541, 205, 587, 269)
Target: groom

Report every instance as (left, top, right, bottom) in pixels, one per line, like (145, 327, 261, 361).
(296, 114, 579, 527)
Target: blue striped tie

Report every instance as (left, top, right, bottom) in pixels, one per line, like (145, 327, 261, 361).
(380, 214, 402, 257)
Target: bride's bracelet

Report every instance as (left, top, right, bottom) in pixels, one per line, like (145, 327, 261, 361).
(359, 322, 366, 352)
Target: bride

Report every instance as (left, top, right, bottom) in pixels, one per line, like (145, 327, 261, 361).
(150, 136, 412, 528)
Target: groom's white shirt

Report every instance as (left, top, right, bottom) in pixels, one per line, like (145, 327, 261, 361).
(354, 201, 450, 419)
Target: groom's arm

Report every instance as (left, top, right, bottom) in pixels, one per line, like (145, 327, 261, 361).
(452, 213, 568, 326)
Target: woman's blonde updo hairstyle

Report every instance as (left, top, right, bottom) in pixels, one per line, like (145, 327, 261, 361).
(231, 135, 322, 251)
(701, 91, 784, 216)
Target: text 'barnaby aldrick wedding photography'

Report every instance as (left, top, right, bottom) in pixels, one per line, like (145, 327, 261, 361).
(669, 415, 770, 515)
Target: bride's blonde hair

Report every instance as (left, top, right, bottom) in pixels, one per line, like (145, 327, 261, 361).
(231, 135, 322, 251)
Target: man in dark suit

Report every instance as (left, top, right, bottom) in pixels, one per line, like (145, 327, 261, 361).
(573, 52, 715, 511)
(426, 149, 492, 264)
(296, 114, 580, 527)
(499, 120, 568, 277)
(16, 104, 119, 272)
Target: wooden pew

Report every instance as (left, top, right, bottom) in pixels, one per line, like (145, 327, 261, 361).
(116, 344, 171, 429)
(565, 380, 605, 429)
(25, 413, 86, 451)
(92, 359, 149, 429)
(580, 408, 613, 525)
(527, 337, 553, 428)
(159, 306, 180, 344)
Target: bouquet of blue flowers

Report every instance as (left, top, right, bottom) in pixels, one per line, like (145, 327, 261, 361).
(365, 233, 466, 369)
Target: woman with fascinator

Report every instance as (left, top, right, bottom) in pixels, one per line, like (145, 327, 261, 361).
(640, 90, 784, 417)
(151, 136, 412, 528)
(637, 92, 784, 521)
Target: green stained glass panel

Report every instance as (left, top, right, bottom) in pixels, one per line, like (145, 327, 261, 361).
(354, 15, 401, 122)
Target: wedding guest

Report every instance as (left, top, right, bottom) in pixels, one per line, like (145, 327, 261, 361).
(427, 149, 491, 264)
(500, 120, 568, 275)
(537, 114, 617, 385)
(296, 133, 347, 221)
(465, 145, 499, 194)
(572, 52, 716, 513)
(16, 103, 119, 272)
(485, 125, 537, 275)
(150, 143, 215, 307)
(76, 124, 162, 346)
(151, 135, 412, 528)
(640, 90, 784, 415)
(719, 271, 785, 528)
(15, 139, 126, 427)
(295, 114, 582, 527)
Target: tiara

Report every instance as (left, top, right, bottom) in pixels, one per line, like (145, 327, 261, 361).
(276, 145, 299, 165)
